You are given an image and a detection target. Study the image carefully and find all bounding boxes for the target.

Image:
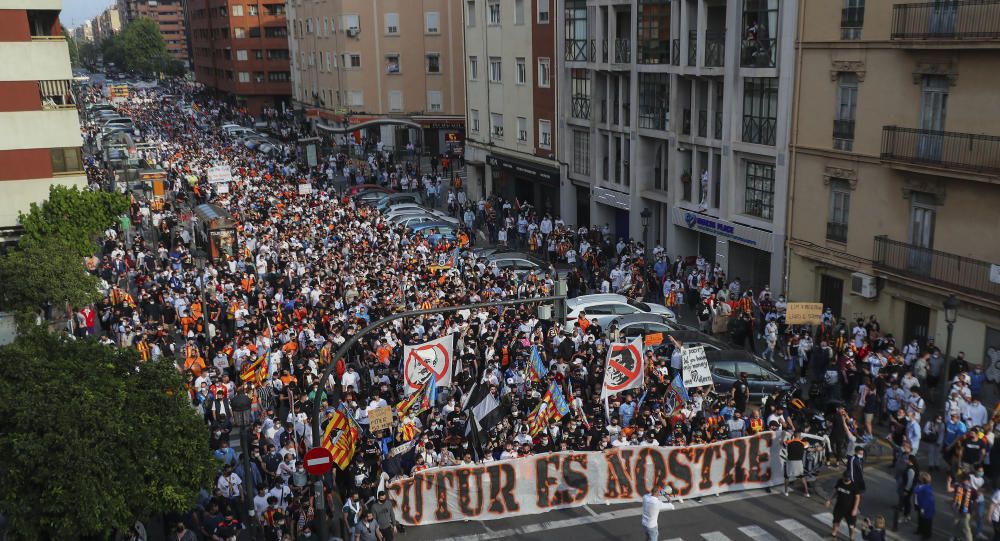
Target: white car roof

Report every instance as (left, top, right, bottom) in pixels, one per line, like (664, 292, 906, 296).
(567, 294, 629, 309)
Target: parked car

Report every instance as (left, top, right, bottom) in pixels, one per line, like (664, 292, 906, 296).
(566, 294, 677, 329)
(606, 313, 687, 340)
(706, 350, 791, 401)
(484, 251, 549, 279)
(349, 184, 393, 197)
(408, 221, 457, 245)
(375, 193, 424, 212)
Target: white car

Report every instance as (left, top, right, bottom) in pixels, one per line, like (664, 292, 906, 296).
(565, 294, 677, 329)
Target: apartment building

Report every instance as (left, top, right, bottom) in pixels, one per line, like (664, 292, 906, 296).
(464, 0, 560, 211)
(287, 0, 465, 155)
(188, 0, 292, 115)
(117, 0, 188, 63)
(92, 6, 122, 43)
(0, 2, 87, 229)
(787, 0, 1000, 364)
(557, 0, 797, 290)
(73, 21, 93, 42)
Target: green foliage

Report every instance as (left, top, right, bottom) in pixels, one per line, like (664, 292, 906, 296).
(17, 184, 128, 258)
(63, 25, 79, 67)
(79, 40, 101, 69)
(120, 17, 170, 75)
(101, 33, 125, 67)
(0, 235, 100, 311)
(0, 328, 215, 540)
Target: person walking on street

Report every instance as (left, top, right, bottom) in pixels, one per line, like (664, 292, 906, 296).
(827, 473, 862, 539)
(913, 472, 936, 540)
(353, 510, 383, 541)
(784, 430, 810, 497)
(953, 473, 979, 541)
(370, 491, 400, 541)
(641, 485, 676, 541)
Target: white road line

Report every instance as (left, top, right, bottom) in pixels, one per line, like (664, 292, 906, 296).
(812, 512, 833, 526)
(662, 538, 684, 541)
(776, 519, 825, 541)
(478, 521, 495, 533)
(583, 505, 599, 517)
(738, 525, 780, 541)
(701, 532, 733, 541)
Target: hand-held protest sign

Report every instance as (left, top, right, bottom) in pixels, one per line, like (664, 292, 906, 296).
(387, 432, 783, 526)
(681, 346, 712, 389)
(368, 406, 394, 433)
(601, 334, 645, 398)
(402, 334, 454, 394)
(785, 302, 824, 325)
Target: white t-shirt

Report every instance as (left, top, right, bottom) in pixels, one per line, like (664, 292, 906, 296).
(641, 494, 675, 527)
(991, 490, 1000, 522)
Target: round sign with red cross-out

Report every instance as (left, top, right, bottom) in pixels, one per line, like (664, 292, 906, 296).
(303, 446, 335, 476)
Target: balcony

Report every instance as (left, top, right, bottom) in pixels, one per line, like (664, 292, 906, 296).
(682, 108, 691, 136)
(873, 236, 1000, 301)
(880, 126, 1000, 178)
(891, 0, 1000, 42)
(741, 38, 776, 68)
(565, 39, 589, 62)
(698, 110, 707, 137)
(826, 222, 848, 243)
(687, 31, 696, 66)
(638, 40, 670, 64)
(841, 6, 865, 40)
(714, 111, 723, 139)
(705, 30, 725, 67)
(614, 38, 631, 64)
(571, 96, 591, 120)
(672, 38, 680, 65)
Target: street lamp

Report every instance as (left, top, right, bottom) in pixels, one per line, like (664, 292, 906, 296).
(940, 294, 960, 403)
(229, 392, 255, 524)
(640, 207, 652, 254)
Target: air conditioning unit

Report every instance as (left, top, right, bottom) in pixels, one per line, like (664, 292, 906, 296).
(346, 27, 360, 37)
(850, 272, 878, 299)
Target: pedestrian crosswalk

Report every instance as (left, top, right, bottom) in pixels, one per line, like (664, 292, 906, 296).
(661, 513, 866, 541)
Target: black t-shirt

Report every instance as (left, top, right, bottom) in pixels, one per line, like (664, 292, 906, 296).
(962, 436, 985, 464)
(785, 439, 807, 461)
(734, 381, 750, 404)
(833, 479, 858, 514)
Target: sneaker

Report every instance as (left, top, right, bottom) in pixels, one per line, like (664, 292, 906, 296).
(784, 490, 789, 496)
(804, 492, 811, 498)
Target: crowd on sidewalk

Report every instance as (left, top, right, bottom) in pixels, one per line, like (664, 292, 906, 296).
(71, 80, 1000, 541)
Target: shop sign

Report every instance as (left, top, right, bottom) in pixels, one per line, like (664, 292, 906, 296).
(487, 155, 557, 183)
(674, 210, 774, 252)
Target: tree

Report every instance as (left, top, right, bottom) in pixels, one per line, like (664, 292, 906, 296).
(0, 328, 215, 540)
(16, 184, 128, 258)
(0, 235, 101, 312)
(63, 25, 79, 67)
(120, 17, 170, 75)
(101, 33, 125, 67)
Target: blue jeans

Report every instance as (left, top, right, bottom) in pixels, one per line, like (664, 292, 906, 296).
(645, 526, 658, 541)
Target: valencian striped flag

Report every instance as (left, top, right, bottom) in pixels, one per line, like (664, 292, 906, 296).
(527, 381, 571, 436)
(525, 345, 548, 383)
(110, 287, 137, 308)
(395, 379, 427, 417)
(417, 375, 438, 413)
(329, 429, 356, 469)
(240, 355, 268, 387)
(321, 404, 361, 469)
(320, 408, 351, 451)
(399, 417, 419, 442)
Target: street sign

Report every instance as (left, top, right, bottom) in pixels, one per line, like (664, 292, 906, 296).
(303, 446, 334, 476)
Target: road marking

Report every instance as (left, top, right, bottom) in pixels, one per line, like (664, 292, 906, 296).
(478, 521, 495, 533)
(701, 532, 732, 541)
(662, 538, 684, 541)
(583, 505, 598, 517)
(812, 512, 833, 526)
(776, 519, 825, 541)
(738, 525, 779, 541)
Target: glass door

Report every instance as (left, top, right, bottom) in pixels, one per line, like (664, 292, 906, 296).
(908, 194, 936, 275)
(918, 75, 948, 163)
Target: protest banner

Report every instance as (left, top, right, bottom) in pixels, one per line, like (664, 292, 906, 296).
(681, 346, 712, 388)
(207, 165, 233, 184)
(785, 302, 824, 325)
(601, 335, 644, 398)
(387, 432, 782, 526)
(402, 334, 455, 394)
(368, 406, 393, 433)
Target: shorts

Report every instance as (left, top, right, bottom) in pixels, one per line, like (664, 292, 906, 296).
(785, 460, 804, 479)
(832, 510, 856, 527)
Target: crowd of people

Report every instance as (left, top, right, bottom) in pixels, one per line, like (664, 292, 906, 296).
(73, 79, 1000, 541)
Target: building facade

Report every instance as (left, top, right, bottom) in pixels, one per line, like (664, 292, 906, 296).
(93, 6, 122, 43)
(787, 0, 1000, 365)
(188, 0, 292, 115)
(73, 21, 93, 42)
(0, 2, 87, 230)
(287, 0, 465, 155)
(463, 0, 560, 213)
(556, 0, 797, 290)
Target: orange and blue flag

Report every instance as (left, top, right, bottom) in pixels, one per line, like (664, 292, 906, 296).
(526, 345, 548, 383)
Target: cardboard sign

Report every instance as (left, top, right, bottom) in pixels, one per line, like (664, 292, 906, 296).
(681, 346, 712, 388)
(644, 332, 663, 347)
(207, 165, 233, 184)
(368, 406, 393, 433)
(388, 432, 783, 526)
(785, 302, 824, 325)
(298, 183, 313, 195)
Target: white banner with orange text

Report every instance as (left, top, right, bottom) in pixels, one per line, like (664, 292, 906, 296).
(387, 431, 783, 526)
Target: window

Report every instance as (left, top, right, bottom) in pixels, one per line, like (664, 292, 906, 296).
(515, 57, 526, 85)
(264, 3, 284, 16)
(744, 161, 775, 220)
(349, 91, 364, 106)
(421, 91, 440, 113)
(386, 54, 400, 73)
(267, 71, 290, 82)
(267, 49, 288, 60)
(827, 179, 851, 242)
(425, 12, 440, 33)
(249, 27, 261, 38)
(571, 68, 591, 119)
(324, 17, 329, 35)
(467, 0, 476, 26)
(638, 72, 670, 130)
(489, 57, 502, 82)
(538, 120, 551, 149)
(385, 13, 399, 35)
(344, 54, 361, 68)
(741, 0, 778, 68)
(238, 71, 250, 83)
(488, 1, 501, 25)
(306, 18, 313, 33)
(254, 49, 264, 59)
(264, 26, 286, 38)
(841, 0, 865, 40)
(343, 14, 360, 32)
(572, 131, 590, 175)
(50, 147, 83, 173)
(426, 54, 441, 74)
(565, 0, 588, 61)
(389, 91, 403, 112)
(469, 56, 479, 80)
(834, 72, 858, 151)
(471, 109, 480, 132)
(491, 113, 504, 137)
(231, 4, 243, 16)
(236, 49, 248, 61)
(254, 72, 264, 83)
(537, 58, 550, 88)
(742, 77, 778, 146)
(638, 0, 670, 64)
(517, 117, 528, 142)
(248, 4, 258, 16)
(515, 0, 525, 25)
(325, 52, 331, 71)
(538, 0, 550, 23)
(233, 27, 246, 39)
